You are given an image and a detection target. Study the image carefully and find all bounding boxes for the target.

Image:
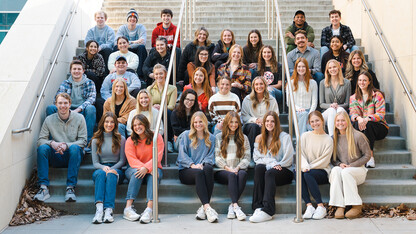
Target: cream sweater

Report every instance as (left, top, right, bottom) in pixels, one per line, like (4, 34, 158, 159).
(300, 131, 333, 174)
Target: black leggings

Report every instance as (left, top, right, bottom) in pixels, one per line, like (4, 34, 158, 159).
(352, 121, 388, 150)
(179, 164, 214, 205)
(301, 169, 328, 204)
(242, 123, 261, 156)
(214, 170, 248, 203)
(252, 164, 293, 216)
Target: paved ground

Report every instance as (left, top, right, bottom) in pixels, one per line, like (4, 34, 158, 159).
(3, 214, 416, 234)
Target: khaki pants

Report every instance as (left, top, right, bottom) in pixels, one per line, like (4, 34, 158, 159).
(329, 166, 367, 207)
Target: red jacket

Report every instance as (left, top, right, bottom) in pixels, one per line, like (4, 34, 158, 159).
(151, 22, 181, 48)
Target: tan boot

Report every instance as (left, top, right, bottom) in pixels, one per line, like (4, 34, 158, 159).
(334, 207, 345, 219)
(345, 205, 362, 219)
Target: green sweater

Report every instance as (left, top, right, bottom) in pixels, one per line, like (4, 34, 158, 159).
(284, 22, 315, 53)
(37, 111, 87, 148)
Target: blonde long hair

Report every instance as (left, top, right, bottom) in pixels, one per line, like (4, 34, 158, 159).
(110, 78, 130, 113)
(249, 76, 271, 110)
(226, 44, 243, 66)
(135, 89, 153, 125)
(333, 111, 360, 161)
(188, 112, 212, 149)
(324, 59, 345, 87)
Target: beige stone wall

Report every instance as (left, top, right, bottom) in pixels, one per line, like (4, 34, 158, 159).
(0, 0, 103, 230)
(333, 0, 416, 165)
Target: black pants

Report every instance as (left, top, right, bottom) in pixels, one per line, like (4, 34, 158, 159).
(242, 123, 261, 156)
(99, 48, 113, 75)
(231, 87, 244, 104)
(84, 71, 104, 95)
(301, 169, 328, 204)
(214, 170, 248, 203)
(352, 121, 388, 150)
(252, 164, 293, 216)
(179, 164, 214, 205)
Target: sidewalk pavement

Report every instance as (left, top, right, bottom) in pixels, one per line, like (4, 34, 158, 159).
(2, 214, 416, 234)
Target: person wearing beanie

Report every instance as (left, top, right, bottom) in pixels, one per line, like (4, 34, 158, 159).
(285, 10, 315, 53)
(116, 8, 148, 79)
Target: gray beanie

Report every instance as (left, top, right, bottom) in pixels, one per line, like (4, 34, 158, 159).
(127, 8, 138, 21)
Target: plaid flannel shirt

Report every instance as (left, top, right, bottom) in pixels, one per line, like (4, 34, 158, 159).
(321, 23, 356, 49)
(56, 78, 96, 110)
(217, 63, 252, 95)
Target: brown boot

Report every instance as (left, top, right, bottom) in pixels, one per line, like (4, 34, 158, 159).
(334, 207, 345, 219)
(345, 205, 362, 219)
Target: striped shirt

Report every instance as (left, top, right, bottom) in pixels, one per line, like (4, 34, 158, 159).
(208, 92, 241, 123)
(215, 133, 250, 170)
(349, 91, 388, 128)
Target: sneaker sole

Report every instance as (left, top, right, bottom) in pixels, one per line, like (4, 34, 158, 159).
(227, 214, 236, 219)
(207, 217, 218, 223)
(92, 219, 103, 224)
(140, 219, 151, 224)
(123, 215, 141, 221)
(195, 216, 206, 220)
(237, 215, 246, 221)
(103, 219, 114, 223)
(65, 198, 76, 202)
(33, 194, 51, 202)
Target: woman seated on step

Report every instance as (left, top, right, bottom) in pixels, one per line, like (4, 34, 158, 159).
(179, 27, 215, 86)
(78, 40, 106, 93)
(319, 59, 351, 136)
(126, 89, 163, 137)
(103, 78, 136, 138)
(256, 45, 283, 104)
(187, 47, 216, 93)
(177, 112, 218, 223)
(171, 89, 200, 151)
(123, 114, 164, 224)
(243, 29, 264, 74)
(108, 36, 139, 74)
(214, 111, 250, 221)
(208, 76, 241, 135)
(329, 111, 371, 219)
(241, 76, 279, 157)
(321, 35, 350, 75)
(300, 111, 333, 220)
(344, 50, 380, 95)
(287, 58, 318, 135)
(250, 111, 294, 223)
(91, 112, 126, 224)
(212, 29, 235, 76)
(349, 71, 388, 168)
(217, 44, 252, 102)
(183, 67, 213, 114)
(142, 37, 174, 87)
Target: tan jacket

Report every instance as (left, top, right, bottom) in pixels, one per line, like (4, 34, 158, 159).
(103, 96, 136, 125)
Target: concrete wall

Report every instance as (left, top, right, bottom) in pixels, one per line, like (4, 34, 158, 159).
(333, 0, 416, 164)
(0, 0, 103, 230)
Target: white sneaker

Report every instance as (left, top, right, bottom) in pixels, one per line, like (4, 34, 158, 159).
(227, 204, 236, 219)
(195, 205, 206, 220)
(312, 206, 327, 220)
(253, 208, 261, 216)
(366, 157, 376, 168)
(249, 210, 272, 223)
(302, 205, 316, 219)
(234, 206, 246, 221)
(123, 206, 141, 221)
(92, 209, 103, 224)
(205, 207, 219, 223)
(140, 208, 153, 224)
(33, 186, 50, 202)
(103, 208, 114, 223)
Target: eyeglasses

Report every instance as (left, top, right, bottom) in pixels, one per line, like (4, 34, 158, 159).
(185, 98, 196, 102)
(199, 53, 209, 57)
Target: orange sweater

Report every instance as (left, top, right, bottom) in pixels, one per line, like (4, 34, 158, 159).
(125, 134, 164, 173)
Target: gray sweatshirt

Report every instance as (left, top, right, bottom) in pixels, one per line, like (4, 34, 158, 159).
(37, 111, 87, 148)
(91, 132, 126, 170)
(69, 75, 88, 109)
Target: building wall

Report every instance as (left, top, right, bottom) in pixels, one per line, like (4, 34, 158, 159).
(0, 0, 103, 230)
(333, 0, 416, 164)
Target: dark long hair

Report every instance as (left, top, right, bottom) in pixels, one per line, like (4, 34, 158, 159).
(91, 112, 122, 155)
(246, 29, 263, 61)
(130, 114, 154, 145)
(175, 89, 200, 119)
(194, 46, 213, 73)
(258, 111, 282, 155)
(220, 111, 245, 159)
(355, 71, 381, 104)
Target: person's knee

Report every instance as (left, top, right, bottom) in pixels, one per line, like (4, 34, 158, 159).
(94, 170, 106, 179)
(37, 144, 52, 156)
(84, 105, 96, 116)
(255, 164, 266, 172)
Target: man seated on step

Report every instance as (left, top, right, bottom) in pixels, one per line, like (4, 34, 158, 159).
(34, 93, 87, 202)
(287, 30, 324, 86)
(151, 8, 181, 76)
(115, 8, 148, 80)
(320, 10, 359, 58)
(85, 10, 115, 74)
(46, 60, 96, 149)
(285, 10, 315, 53)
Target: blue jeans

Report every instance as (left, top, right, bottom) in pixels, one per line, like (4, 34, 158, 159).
(320, 45, 359, 59)
(297, 110, 312, 135)
(125, 167, 163, 201)
(268, 86, 283, 104)
(46, 105, 96, 143)
(37, 144, 83, 187)
(93, 166, 123, 209)
(118, 123, 127, 139)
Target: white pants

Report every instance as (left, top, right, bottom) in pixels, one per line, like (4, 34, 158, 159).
(322, 107, 346, 136)
(329, 166, 368, 207)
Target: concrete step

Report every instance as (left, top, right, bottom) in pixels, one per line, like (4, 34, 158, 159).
(374, 136, 406, 151)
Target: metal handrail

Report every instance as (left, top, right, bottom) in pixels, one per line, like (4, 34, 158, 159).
(12, 0, 80, 134)
(268, 0, 303, 222)
(361, 0, 416, 112)
(152, 0, 186, 223)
